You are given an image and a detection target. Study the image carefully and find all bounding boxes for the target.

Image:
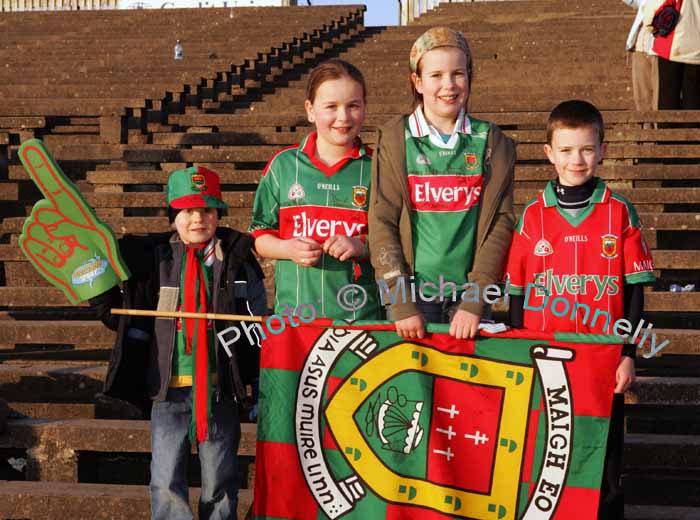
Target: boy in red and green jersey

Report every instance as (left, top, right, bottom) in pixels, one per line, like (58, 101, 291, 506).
(505, 100, 655, 520)
(506, 177, 655, 333)
(249, 133, 381, 321)
(406, 107, 489, 300)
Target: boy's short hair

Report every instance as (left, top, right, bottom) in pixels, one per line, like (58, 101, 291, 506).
(546, 100, 605, 145)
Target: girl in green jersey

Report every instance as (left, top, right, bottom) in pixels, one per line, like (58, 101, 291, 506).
(369, 27, 516, 340)
(250, 59, 381, 321)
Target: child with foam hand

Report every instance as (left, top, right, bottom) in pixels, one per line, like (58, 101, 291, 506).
(250, 59, 381, 321)
(369, 27, 516, 339)
(506, 100, 656, 519)
(91, 166, 267, 520)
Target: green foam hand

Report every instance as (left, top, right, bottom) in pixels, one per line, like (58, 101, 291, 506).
(18, 139, 130, 305)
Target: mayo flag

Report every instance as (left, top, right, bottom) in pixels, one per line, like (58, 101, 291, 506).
(253, 324, 623, 520)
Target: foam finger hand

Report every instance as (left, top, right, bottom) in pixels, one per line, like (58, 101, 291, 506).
(18, 140, 131, 304)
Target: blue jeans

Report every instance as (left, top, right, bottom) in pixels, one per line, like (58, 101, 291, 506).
(150, 387, 240, 520)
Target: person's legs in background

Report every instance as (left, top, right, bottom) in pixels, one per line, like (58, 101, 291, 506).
(657, 57, 684, 109)
(632, 52, 659, 111)
(681, 62, 700, 109)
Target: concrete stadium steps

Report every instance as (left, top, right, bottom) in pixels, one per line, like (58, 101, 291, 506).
(0, 420, 257, 493)
(8, 402, 112, 420)
(626, 506, 700, 520)
(626, 403, 700, 435)
(0, 418, 260, 512)
(0, 419, 256, 462)
(0, 418, 695, 513)
(232, 7, 634, 114)
(624, 470, 700, 508)
(0, 7, 361, 141)
(0, 481, 252, 520)
(0, 1, 698, 517)
(233, 82, 633, 108)
(0, 3, 366, 186)
(0, 361, 107, 402)
(625, 434, 700, 473)
(0, 320, 115, 349)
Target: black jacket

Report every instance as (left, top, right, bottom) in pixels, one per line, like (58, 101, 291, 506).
(90, 228, 267, 413)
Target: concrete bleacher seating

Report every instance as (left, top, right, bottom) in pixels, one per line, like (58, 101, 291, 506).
(0, 0, 698, 518)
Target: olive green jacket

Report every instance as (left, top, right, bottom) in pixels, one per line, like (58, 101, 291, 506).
(368, 114, 516, 320)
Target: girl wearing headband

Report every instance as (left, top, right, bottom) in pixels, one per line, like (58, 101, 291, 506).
(369, 27, 516, 339)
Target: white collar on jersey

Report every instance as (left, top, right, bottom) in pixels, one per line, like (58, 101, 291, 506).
(407, 106, 472, 149)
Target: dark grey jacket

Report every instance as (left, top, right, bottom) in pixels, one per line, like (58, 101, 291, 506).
(91, 228, 266, 412)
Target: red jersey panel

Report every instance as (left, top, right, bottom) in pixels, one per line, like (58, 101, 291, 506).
(506, 179, 655, 334)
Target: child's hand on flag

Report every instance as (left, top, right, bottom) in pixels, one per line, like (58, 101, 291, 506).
(395, 313, 426, 339)
(449, 309, 480, 339)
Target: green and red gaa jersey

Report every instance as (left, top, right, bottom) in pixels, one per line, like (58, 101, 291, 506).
(506, 178, 655, 334)
(249, 132, 381, 321)
(406, 107, 489, 297)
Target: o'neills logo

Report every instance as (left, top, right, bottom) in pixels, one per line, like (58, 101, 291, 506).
(280, 206, 368, 241)
(408, 174, 482, 212)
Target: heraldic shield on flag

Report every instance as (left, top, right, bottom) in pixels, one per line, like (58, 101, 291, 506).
(253, 324, 623, 520)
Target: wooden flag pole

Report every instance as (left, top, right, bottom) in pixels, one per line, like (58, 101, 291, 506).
(110, 308, 263, 323)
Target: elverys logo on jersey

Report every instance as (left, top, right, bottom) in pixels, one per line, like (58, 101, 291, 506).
(532, 269, 620, 301)
(191, 174, 207, 192)
(280, 206, 368, 241)
(408, 175, 483, 212)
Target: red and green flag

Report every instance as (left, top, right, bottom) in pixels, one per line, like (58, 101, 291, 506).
(253, 323, 623, 520)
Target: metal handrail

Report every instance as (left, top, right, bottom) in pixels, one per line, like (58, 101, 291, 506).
(398, 0, 476, 26)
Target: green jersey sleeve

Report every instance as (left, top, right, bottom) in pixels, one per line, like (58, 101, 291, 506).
(249, 158, 282, 237)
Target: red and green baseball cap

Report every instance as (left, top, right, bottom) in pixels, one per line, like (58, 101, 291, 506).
(166, 166, 228, 210)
